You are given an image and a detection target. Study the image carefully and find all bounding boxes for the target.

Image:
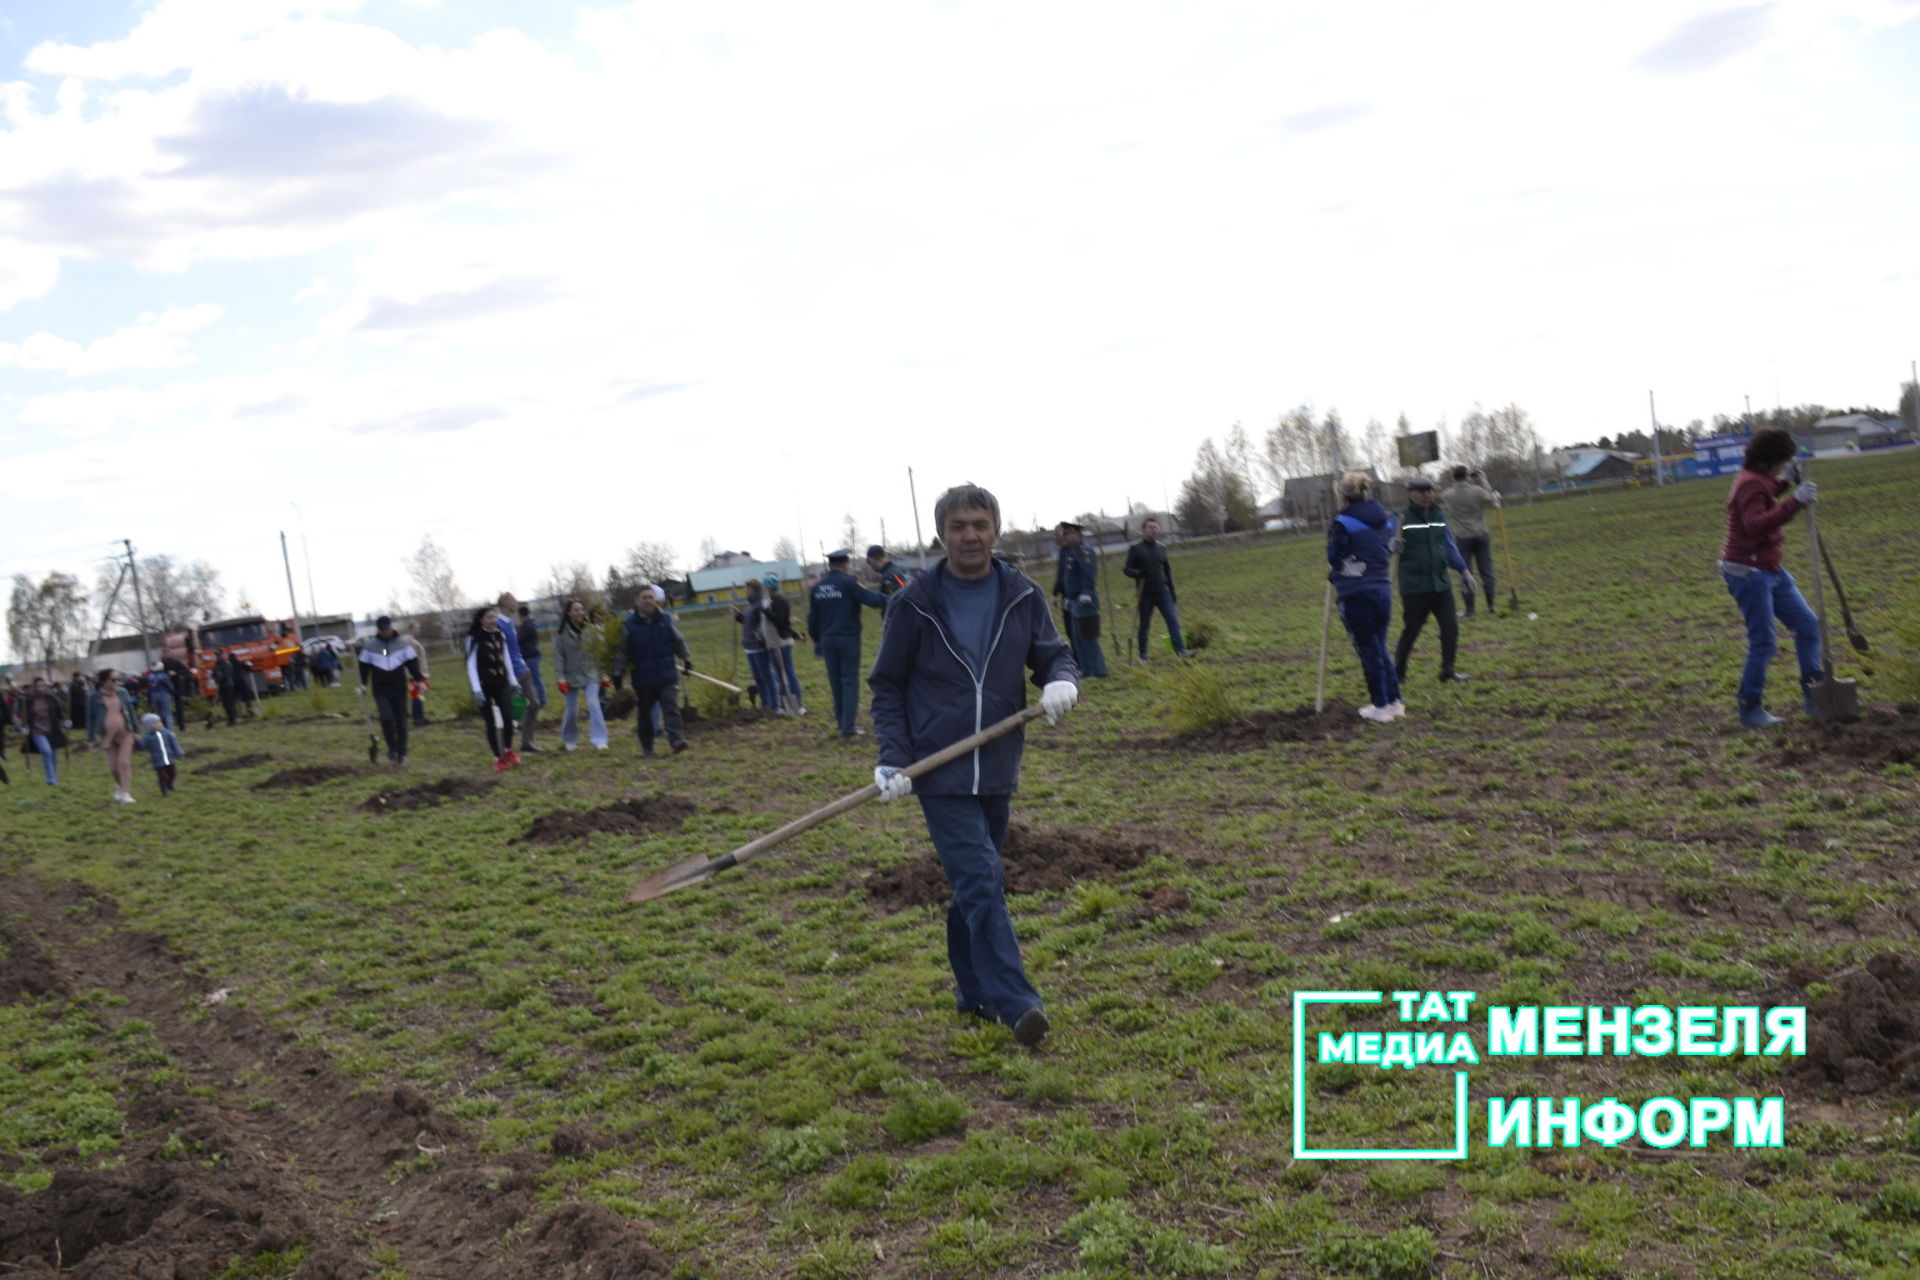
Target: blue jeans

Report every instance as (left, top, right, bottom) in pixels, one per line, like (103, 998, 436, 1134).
(746, 649, 781, 711)
(526, 656, 548, 708)
(918, 793, 1041, 1026)
(1337, 588, 1400, 708)
(31, 734, 57, 783)
(1137, 590, 1186, 657)
(819, 638, 862, 734)
(561, 683, 609, 749)
(775, 644, 804, 710)
(1721, 565, 1822, 709)
(150, 691, 174, 733)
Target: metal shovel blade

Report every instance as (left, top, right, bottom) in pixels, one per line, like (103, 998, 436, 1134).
(1806, 675, 1861, 724)
(625, 850, 732, 904)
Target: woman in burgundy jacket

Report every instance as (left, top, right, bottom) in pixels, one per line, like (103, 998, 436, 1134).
(1718, 428, 1820, 727)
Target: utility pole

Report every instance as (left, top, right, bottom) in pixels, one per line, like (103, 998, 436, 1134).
(1647, 391, 1665, 486)
(907, 467, 926, 569)
(123, 539, 155, 671)
(280, 531, 307, 653)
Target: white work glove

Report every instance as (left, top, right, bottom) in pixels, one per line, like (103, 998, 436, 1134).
(1039, 680, 1078, 725)
(1491, 492, 1504, 507)
(1794, 481, 1817, 504)
(1076, 593, 1093, 605)
(1338, 556, 1365, 578)
(1387, 536, 1405, 555)
(873, 766, 912, 803)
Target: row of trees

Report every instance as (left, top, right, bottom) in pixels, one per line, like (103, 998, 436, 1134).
(1175, 403, 1547, 535)
(8, 553, 230, 672)
(1572, 396, 1912, 456)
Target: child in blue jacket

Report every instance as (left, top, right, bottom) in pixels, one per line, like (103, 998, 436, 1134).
(137, 713, 187, 795)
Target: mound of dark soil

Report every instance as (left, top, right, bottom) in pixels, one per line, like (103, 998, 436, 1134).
(363, 777, 498, 812)
(196, 752, 273, 775)
(1772, 705, 1920, 771)
(0, 922, 66, 1002)
(517, 796, 699, 845)
(867, 822, 1158, 912)
(1785, 952, 1920, 1095)
(603, 689, 637, 721)
(253, 765, 364, 789)
(485, 1201, 672, 1279)
(1170, 702, 1361, 751)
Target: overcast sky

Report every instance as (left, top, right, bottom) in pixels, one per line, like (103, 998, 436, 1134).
(3, 0, 1917, 651)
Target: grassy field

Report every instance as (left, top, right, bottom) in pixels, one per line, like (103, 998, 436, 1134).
(3, 449, 1918, 1279)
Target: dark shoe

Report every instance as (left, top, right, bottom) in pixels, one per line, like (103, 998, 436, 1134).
(1439, 672, 1470, 683)
(1738, 703, 1785, 728)
(519, 743, 543, 754)
(957, 1004, 993, 1021)
(670, 741, 689, 754)
(1012, 1007, 1050, 1048)
(641, 748, 657, 758)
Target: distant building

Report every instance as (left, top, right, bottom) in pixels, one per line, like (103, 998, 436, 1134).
(687, 558, 804, 605)
(1547, 448, 1641, 486)
(1805, 413, 1907, 452)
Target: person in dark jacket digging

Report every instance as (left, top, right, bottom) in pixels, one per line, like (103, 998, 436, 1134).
(619, 588, 691, 758)
(1123, 517, 1188, 659)
(358, 617, 427, 764)
(1327, 472, 1401, 723)
(866, 544, 912, 596)
(1392, 476, 1473, 692)
(1719, 427, 1820, 728)
(810, 549, 888, 739)
(869, 482, 1080, 1048)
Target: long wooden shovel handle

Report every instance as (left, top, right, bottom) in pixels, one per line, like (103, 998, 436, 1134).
(685, 669, 744, 694)
(722, 704, 1046, 871)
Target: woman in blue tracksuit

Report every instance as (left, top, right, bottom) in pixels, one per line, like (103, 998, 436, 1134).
(1326, 472, 1401, 723)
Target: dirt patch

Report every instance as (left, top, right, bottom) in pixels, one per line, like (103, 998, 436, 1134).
(1771, 704, 1920, 771)
(363, 776, 498, 812)
(0, 922, 67, 1003)
(517, 796, 700, 846)
(603, 689, 637, 721)
(1132, 885, 1193, 921)
(549, 1122, 618, 1160)
(195, 752, 273, 775)
(253, 764, 365, 789)
(1166, 701, 1363, 751)
(866, 822, 1159, 912)
(1785, 952, 1920, 1095)
(0, 875, 677, 1279)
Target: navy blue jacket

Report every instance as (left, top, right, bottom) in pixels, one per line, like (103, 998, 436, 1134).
(1057, 544, 1101, 616)
(868, 559, 1078, 796)
(808, 569, 887, 644)
(619, 609, 690, 687)
(146, 670, 176, 700)
(1326, 499, 1397, 600)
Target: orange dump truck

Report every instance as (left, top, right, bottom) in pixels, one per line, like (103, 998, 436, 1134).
(162, 616, 303, 697)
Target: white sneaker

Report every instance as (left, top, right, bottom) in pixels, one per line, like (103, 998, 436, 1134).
(1387, 700, 1406, 719)
(561, 742, 578, 752)
(116, 790, 136, 804)
(1358, 704, 1394, 723)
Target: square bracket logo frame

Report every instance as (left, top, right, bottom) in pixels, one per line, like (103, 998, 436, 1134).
(1292, 991, 1470, 1160)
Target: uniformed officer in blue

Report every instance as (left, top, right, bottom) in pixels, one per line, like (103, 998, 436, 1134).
(1053, 521, 1108, 678)
(869, 482, 1080, 1048)
(808, 549, 888, 739)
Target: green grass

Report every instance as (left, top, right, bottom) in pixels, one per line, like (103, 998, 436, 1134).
(3, 449, 1919, 1276)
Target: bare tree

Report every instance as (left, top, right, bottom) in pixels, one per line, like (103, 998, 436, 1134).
(841, 513, 863, 555)
(623, 541, 677, 583)
(1175, 438, 1257, 535)
(698, 536, 722, 568)
(1361, 418, 1390, 473)
(403, 536, 465, 645)
(1225, 422, 1258, 503)
(9, 572, 89, 672)
(770, 536, 798, 563)
(1261, 404, 1318, 493)
(536, 561, 601, 609)
(94, 553, 225, 634)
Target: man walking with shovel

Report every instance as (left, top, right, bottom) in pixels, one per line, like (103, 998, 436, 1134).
(869, 482, 1080, 1048)
(1719, 428, 1821, 727)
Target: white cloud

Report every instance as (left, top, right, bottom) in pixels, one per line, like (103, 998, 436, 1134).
(292, 277, 329, 301)
(0, 304, 221, 375)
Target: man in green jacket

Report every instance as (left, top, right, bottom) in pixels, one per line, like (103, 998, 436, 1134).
(1393, 477, 1473, 689)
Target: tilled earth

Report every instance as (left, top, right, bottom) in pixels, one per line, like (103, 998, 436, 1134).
(516, 796, 701, 845)
(0, 876, 674, 1279)
(362, 776, 499, 812)
(866, 822, 1161, 912)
